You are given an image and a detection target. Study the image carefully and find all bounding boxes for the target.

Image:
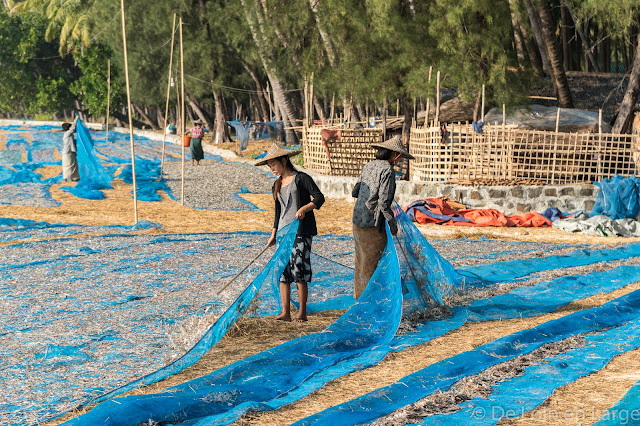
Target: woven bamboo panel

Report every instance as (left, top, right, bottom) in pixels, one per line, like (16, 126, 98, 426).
(410, 123, 640, 184)
(302, 127, 331, 174)
(303, 127, 384, 177)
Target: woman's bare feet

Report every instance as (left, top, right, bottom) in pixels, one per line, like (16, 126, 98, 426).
(294, 315, 307, 322)
(274, 313, 292, 321)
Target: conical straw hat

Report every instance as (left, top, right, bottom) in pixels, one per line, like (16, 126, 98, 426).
(254, 143, 301, 166)
(370, 135, 415, 160)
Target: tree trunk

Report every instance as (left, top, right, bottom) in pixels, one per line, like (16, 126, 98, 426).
(534, 0, 574, 108)
(212, 85, 231, 143)
(241, 0, 298, 143)
(308, 0, 337, 66)
(112, 110, 147, 129)
(524, 0, 551, 75)
(186, 93, 212, 130)
(561, 5, 570, 71)
(507, 0, 526, 68)
(133, 104, 158, 129)
(313, 96, 326, 122)
(519, 17, 545, 78)
(156, 106, 165, 129)
(613, 33, 640, 133)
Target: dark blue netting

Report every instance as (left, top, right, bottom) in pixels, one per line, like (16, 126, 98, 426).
(592, 175, 640, 220)
(63, 224, 402, 425)
(297, 289, 640, 425)
(595, 380, 640, 425)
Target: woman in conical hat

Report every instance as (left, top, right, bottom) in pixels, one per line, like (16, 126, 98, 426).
(351, 135, 415, 300)
(256, 143, 325, 322)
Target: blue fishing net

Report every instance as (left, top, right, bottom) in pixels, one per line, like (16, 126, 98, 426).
(592, 175, 640, 220)
(63, 224, 402, 425)
(394, 202, 468, 309)
(427, 318, 640, 424)
(298, 288, 640, 425)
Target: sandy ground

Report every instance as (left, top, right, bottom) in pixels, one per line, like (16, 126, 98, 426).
(2, 161, 638, 426)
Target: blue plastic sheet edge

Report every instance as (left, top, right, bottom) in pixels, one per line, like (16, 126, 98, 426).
(424, 316, 640, 425)
(297, 288, 640, 425)
(595, 380, 640, 425)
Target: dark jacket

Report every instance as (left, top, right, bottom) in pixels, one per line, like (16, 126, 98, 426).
(273, 172, 325, 236)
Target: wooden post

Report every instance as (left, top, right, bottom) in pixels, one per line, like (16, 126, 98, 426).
(426, 66, 433, 128)
(160, 13, 176, 177)
(106, 59, 111, 142)
(304, 76, 309, 129)
(180, 15, 186, 206)
(309, 72, 314, 127)
(435, 71, 441, 124)
(481, 84, 486, 122)
(330, 93, 335, 124)
(396, 98, 400, 117)
(120, 0, 138, 224)
(598, 108, 603, 179)
(502, 104, 507, 179)
(383, 93, 387, 140)
(552, 107, 560, 183)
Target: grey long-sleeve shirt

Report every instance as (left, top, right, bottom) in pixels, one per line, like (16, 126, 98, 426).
(351, 159, 397, 234)
(62, 121, 78, 155)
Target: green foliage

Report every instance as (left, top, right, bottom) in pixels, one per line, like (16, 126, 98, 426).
(0, 9, 75, 116)
(71, 44, 125, 116)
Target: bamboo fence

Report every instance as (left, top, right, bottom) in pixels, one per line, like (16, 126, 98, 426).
(302, 124, 640, 184)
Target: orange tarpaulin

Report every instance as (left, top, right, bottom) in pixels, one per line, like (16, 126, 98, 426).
(406, 198, 551, 227)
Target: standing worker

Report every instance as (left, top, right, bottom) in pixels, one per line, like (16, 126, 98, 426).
(256, 144, 325, 322)
(187, 119, 205, 165)
(61, 116, 80, 182)
(352, 135, 414, 300)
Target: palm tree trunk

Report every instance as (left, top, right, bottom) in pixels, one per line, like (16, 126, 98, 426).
(613, 33, 640, 133)
(518, 17, 545, 78)
(534, 0, 574, 108)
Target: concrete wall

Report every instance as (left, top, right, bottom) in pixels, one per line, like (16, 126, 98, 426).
(307, 172, 597, 214)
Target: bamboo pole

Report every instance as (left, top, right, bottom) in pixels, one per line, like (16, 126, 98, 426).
(481, 84, 486, 122)
(309, 72, 314, 127)
(383, 93, 387, 140)
(552, 108, 561, 183)
(160, 13, 177, 177)
(598, 108, 603, 179)
(330, 93, 335, 124)
(426, 67, 433, 128)
(266, 82, 272, 121)
(120, 0, 138, 224)
(396, 98, 400, 117)
(106, 59, 111, 142)
(435, 71, 441, 124)
(304, 76, 309, 129)
(180, 15, 186, 206)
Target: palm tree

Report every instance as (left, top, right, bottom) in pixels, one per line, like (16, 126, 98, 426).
(12, 0, 96, 54)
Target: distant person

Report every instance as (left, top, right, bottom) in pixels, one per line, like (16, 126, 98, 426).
(61, 116, 80, 182)
(256, 143, 325, 322)
(187, 119, 204, 165)
(351, 135, 414, 300)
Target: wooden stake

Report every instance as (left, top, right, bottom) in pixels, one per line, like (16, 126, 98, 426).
(309, 72, 314, 127)
(304, 76, 309, 129)
(160, 13, 176, 177)
(266, 82, 272, 121)
(180, 15, 186, 206)
(330, 93, 335, 124)
(106, 59, 111, 142)
(396, 98, 400, 117)
(383, 93, 387, 140)
(481, 84, 486, 122)
(120, 0, 138, 224)
(435, 71, 441, 124)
